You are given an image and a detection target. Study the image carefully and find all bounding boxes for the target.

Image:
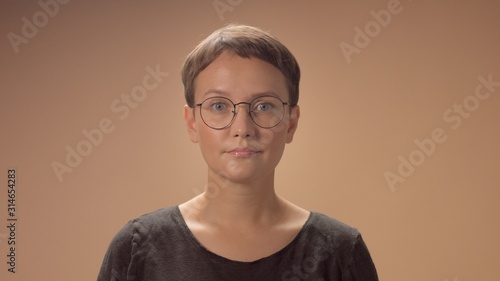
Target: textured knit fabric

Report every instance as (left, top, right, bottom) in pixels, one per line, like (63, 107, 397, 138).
(97, 206, 378, 281)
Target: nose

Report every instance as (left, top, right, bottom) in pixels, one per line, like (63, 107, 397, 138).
(230, 103, 256, 138)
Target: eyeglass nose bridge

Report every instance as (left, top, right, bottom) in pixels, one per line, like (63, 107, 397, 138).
(231, 101, 253, 115)
(227, 101, 258, 129)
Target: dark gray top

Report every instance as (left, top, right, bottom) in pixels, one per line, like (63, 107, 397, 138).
(98, 206, 378, 281)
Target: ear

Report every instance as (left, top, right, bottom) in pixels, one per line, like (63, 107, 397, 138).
(286, 105, 300, 143)
(184, 105, 199, 143)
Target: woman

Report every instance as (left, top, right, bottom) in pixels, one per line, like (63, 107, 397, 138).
(98, 24, 378, 281)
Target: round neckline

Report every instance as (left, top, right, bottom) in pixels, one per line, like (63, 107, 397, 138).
(173, 205, 313, 265)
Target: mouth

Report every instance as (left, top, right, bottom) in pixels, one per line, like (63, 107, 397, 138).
(227, 147, 260, 158)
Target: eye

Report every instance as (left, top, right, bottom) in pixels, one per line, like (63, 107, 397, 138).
(213, 103, 226, 111)
(255, 102, 273, 112)
(208, 100, 230, 112)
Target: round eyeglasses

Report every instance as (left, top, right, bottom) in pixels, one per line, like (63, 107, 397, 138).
(194, 95, 290, 130)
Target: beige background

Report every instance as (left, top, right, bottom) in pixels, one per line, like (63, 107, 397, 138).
(1, 0, 499, 280)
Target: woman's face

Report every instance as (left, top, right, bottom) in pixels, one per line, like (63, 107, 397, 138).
(184, 51, 300, 184)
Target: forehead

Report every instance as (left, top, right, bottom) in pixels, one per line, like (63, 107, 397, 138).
(194, 52, 288, 101)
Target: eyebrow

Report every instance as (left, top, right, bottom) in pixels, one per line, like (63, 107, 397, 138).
(202, 89, 227, 98)
(202, 89, 282, 100)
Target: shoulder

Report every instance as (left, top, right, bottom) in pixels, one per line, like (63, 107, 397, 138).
(109, 206, 181, 246)
(303, 213, 379, 280)
(298, 212, 363, 254)
(98, 206, 182, 280)
(132, 205, 180, 228)
(128, 205, 184, 238)
(102, 206, 183, 264)
(307, 212, 360, 238)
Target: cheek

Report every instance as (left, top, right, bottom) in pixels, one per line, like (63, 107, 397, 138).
(261, 122, 288, 145)
(196, 124, 216, 152)
(197, 130, 223, 168)
(198, 127, 219, 147)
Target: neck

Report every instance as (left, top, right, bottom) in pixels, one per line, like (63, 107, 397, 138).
(192, 169, 285, 228)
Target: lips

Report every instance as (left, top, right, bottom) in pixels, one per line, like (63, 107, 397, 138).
(227, 147, 260, 157)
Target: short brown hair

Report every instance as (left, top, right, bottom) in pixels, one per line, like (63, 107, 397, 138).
(182, 24, 300, 107)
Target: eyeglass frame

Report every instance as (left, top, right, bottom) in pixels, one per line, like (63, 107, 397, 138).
(192, 95, 292, 130)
